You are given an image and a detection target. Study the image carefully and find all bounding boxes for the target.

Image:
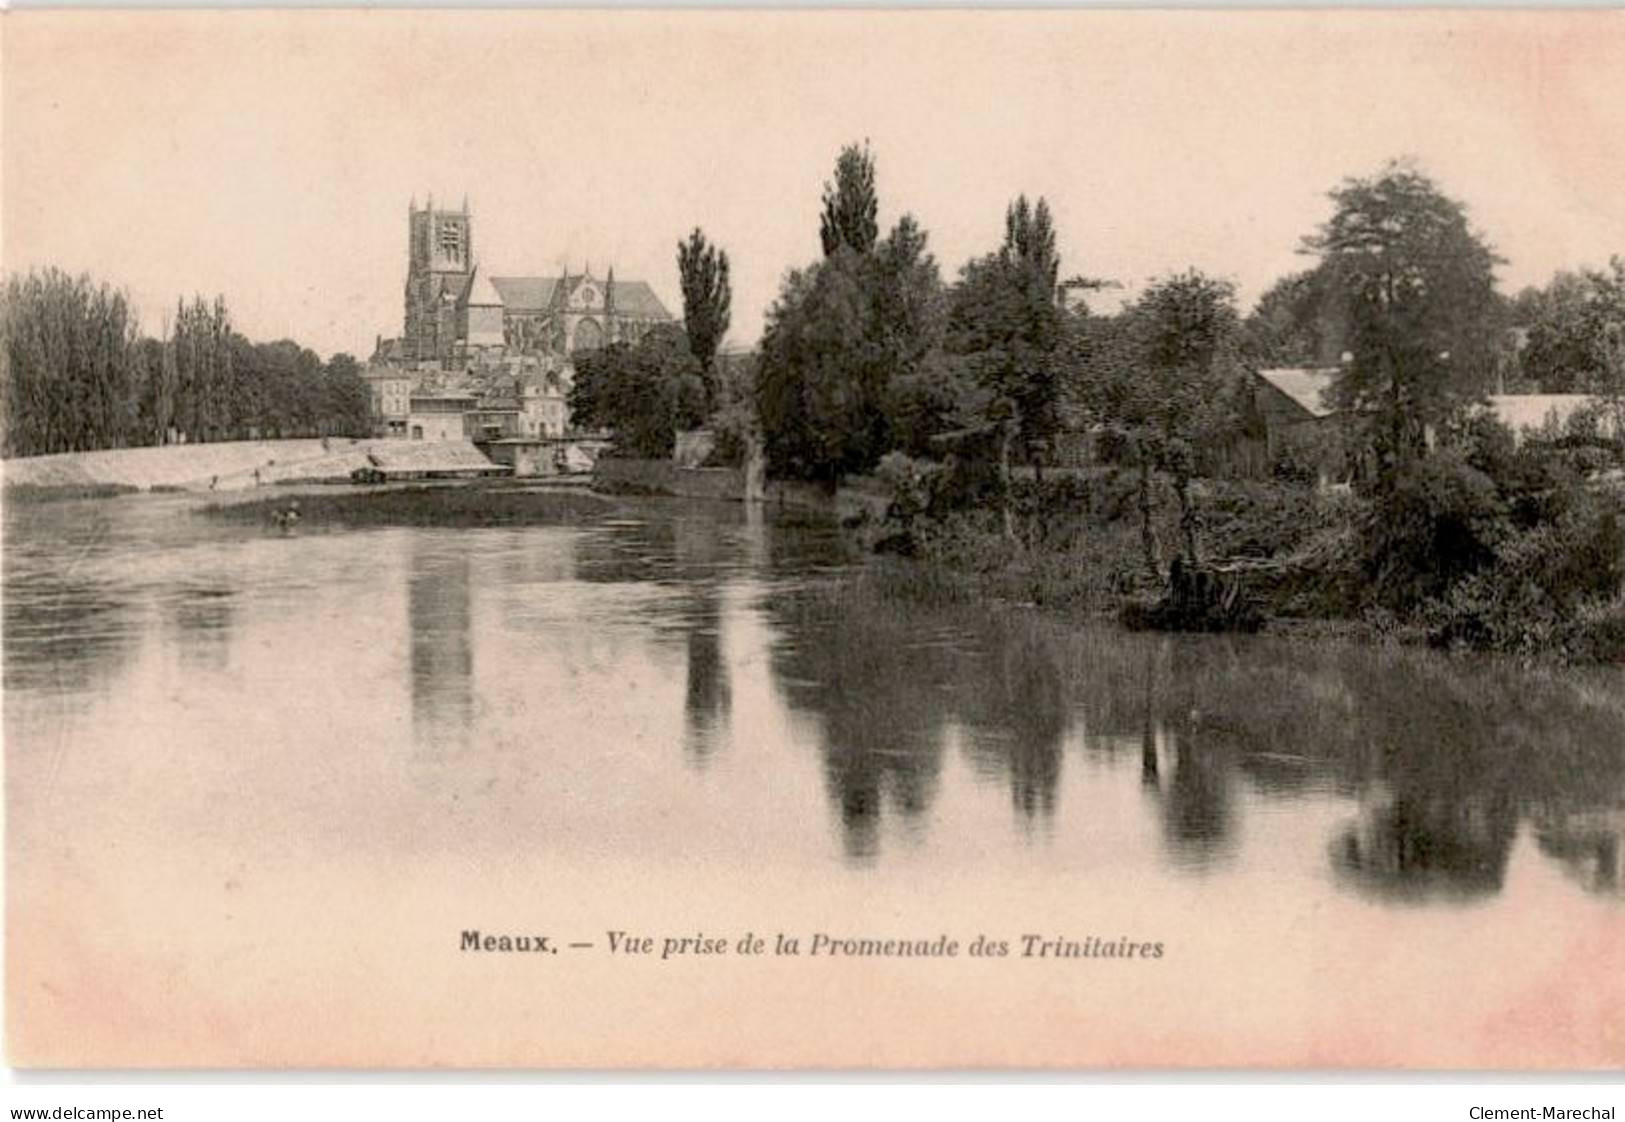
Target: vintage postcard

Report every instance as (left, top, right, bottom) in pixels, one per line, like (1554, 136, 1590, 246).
(3, 9, 1623, 1070)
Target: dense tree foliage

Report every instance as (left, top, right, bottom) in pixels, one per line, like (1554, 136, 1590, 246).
(1, 268, 368, 457)
(1134, 271, 1245, 560)
(757, 144, 952, 483)
(676, 227, 732, 406)
(567, 324, 706, 459)
(941, 196, 1065, 534)
(0, 269, 141, 456)
(1240, 268, 1344, 368)
(1513, 259, 1625, 394)
(757, 242, 934, 482)
(171, 296, 237, 444)
(819, 142, 879, 258)
(1302, 160, 1504, 466)
(228, 339, 370, 439)
(947, 198, 1063, 462)
(1067, 270, 1243, 572)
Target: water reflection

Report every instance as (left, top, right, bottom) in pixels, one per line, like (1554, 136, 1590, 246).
(958, 621, 1067, 823)
(766, 588, 948, 862)
(682, 586, 731, 766)
(163, 583, 236, 672)
(5, 494, 1625, 906)
(1332, 788, 1518, 902)
(1534, 810, 1623, 897)
(1134, 645, 1238, 868)
(1, 573, 142, 695)
(761, 569, 1625, 885)
(408, 541, 474, 749)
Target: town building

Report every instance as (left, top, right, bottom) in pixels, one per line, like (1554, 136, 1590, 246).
(1483, 394, 1621, 445)
(367, 196, 677, 444)
(518, 368, 571, 438)
(1241, 366, 1353, 485)
(1241, 369, 1622, 483)
(407, 389, 478, 442)
(362, 367, 412, 437)
(394, 196, 675, 370)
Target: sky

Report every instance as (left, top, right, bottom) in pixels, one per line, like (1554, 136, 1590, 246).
(4, 9, 1625, 360)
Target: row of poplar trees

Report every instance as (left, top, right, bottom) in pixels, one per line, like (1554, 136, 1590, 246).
(1, 267, 369, 459)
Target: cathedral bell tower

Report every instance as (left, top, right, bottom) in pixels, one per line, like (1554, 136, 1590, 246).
(404, 195, 474, 366)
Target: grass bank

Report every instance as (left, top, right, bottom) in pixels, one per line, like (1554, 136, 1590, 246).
(202, 483, 615, 530)
(865, 470, 1356, 613)
(858, 463, 1625, 664)
(2, 481, 143, 503)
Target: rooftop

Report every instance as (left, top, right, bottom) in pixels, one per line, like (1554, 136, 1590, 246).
(1255, 367, 1341, 418)
(488, 274, 672, 319)
(1486, 394, 1614, 435)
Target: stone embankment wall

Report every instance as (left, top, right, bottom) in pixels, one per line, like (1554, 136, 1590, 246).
(1, 438, 499, 493)
(2, 438, 360, 491)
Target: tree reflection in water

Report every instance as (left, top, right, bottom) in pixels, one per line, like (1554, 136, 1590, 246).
(681, 585, 731, 767)
(957, 619, 1068, 824)
(1141, 642, 1237, 869)
(2, 573, 143, 695)
(762, 565, 1625, 889)
(4, 496, 145, 695)
(1321, 653, 1623, 903)
(766, 585, 951, 862)
(164, 582, 236, 672)
(408, 542, 474, 750)
(572, 506, 742, 767)
(6, 498, 1625, 902)
(1332, 789, 1519, 902)
(1533, 810, 1623, 897)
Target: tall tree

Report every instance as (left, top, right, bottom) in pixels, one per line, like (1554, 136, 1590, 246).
(323, 353, 371, 438)
(755, 254, 878, 483)
(1003, 195, 1058, 294)
(1241, 268, 1345, 368)
(819, 142, 879, 258)
(0, 269, 141, 456)
(568, 324, 706, 458)
(756, 217, 947, 483)
(171, 295, 235, 443)
(876, 215, 971, 456)
(1134, 270, 1243, 563)
(1302, 160, 1504, 469)
(759, 145, 946, 484)
(1063, 271, 1242, 576)
(676, 227, 732, 407)
(1065, 307, 1163, 574)
(945, 195, 1064, 535)
(1515, 258, 1625, 394)
(2, 268, 378, 455)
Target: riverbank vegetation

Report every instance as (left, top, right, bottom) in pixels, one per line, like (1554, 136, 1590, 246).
(1, 269, 370, 458)
(10, 142, 1623, 663)
(2, 481, 142, 504)
(745, 147, 1625, 662)
(203, 483, 613, 530)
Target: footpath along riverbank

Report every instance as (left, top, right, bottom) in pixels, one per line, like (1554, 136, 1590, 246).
(0, 437, 505, 499)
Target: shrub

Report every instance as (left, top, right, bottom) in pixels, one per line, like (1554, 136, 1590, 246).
(1425, 500, 1625, 658)
(1269, 441, 1320, 486)
(1561, 595, 1625, 663)
(1363, 451, 1507, 611)
(873, 452, 946, 555)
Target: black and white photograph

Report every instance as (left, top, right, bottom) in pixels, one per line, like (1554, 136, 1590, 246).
(3, 8, 1624, 1080)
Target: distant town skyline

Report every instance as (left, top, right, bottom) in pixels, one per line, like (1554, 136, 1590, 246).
(5, 9, 1624, 359)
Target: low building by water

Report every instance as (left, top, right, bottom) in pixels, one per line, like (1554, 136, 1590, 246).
(406, 390, 478, 442)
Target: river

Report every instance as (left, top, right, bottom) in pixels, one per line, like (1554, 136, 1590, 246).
(5, 490, 1623, 1067)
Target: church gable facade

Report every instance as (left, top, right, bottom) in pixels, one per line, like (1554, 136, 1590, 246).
(396, 198, 674, 370)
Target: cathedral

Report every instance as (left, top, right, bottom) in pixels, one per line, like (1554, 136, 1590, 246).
(364, 196, 677, 443)
(383, 196, 675, 369)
